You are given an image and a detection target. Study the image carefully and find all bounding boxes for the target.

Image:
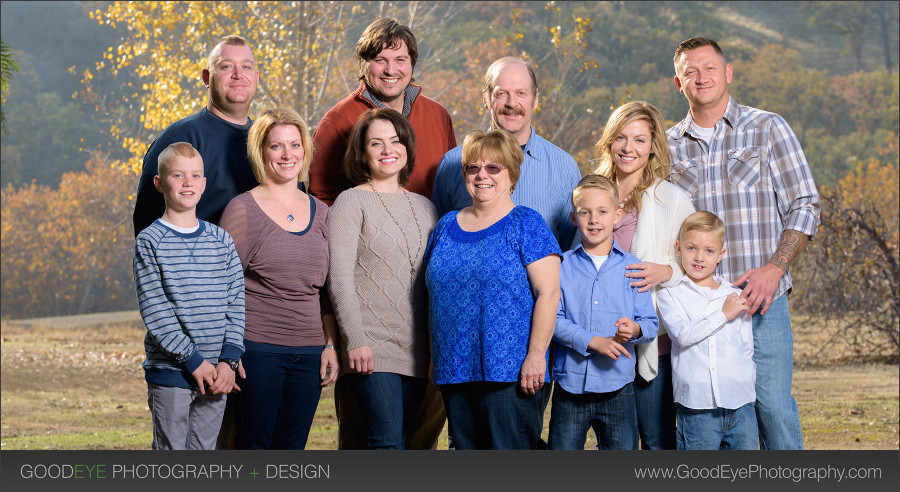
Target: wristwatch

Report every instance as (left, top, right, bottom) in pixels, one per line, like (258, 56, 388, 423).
(220, 358, 239, 371)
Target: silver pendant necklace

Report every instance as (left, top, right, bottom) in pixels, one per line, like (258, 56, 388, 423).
(265, 186, 297, 222)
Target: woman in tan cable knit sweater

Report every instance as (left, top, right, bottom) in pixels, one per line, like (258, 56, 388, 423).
(327, 108, 439, 449)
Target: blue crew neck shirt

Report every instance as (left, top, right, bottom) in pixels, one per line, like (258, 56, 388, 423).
(424, 206, 562, 385)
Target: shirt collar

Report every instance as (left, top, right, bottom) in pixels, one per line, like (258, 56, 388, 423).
(572, 240, 626, 260)
(521, 126, 538, 158)
(675, 95, 742, 140)
(359, 81, 421, 117)
(486, 125, 539, 160)
(677, 274, 737, 298)
(202, 107, 252, 130)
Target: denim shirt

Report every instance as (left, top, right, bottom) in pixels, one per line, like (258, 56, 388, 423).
(552, 242, 658, 394)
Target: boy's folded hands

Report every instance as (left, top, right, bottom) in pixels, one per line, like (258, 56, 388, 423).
(191, 360, 218, 395)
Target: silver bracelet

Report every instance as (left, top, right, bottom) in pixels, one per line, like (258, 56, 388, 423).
(324, 344, 335, 350)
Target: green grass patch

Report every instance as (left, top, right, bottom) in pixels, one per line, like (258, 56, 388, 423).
(2, 430, 152, 450)
(2, 317, 897, 450)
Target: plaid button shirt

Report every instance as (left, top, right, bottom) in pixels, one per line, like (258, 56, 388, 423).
(666, 96, 820, 300)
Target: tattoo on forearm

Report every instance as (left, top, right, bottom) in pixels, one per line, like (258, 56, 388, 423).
(769, 230, 809, 273)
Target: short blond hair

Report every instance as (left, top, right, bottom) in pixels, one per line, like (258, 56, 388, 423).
(157, 142, 202, 178)
(207, 35, 251, 70)
(572, 174, 618, 211)
(679, 210, 725, 245)
(247, 108, 313, 185)
(460, 129, 523, 191)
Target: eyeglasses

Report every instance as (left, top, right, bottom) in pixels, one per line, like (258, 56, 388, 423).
(463, 163, 506, 175)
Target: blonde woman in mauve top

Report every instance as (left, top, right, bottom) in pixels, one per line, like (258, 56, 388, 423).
(592, 101, 695, 450)
(219, 108, 339, 450)
(327, 108, 439, 449)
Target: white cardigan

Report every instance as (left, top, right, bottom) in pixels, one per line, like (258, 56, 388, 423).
(630, 179, 695, 382)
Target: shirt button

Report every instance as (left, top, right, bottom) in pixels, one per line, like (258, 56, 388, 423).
(594, 301, 598, 304)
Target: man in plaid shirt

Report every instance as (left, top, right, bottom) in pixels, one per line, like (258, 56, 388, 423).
(666, 36, 820, 450)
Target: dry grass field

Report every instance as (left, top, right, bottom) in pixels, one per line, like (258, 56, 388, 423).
(1, 311, 897, 450)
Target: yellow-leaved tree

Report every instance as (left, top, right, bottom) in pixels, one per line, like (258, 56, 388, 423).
(76, 1, 469, 176)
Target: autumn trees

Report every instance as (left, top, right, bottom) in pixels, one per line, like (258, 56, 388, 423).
(1, 153, 135, 318)
(77, 1, 469, 176)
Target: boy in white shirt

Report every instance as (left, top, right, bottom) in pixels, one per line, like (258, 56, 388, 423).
(656, 211, 758, 450)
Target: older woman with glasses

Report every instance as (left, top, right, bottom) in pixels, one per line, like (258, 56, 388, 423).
(424, 129, 562, 449)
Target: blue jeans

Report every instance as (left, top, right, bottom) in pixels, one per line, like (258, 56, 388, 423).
(548, 382, 639, 450)
(441, 381, 541, 450)
(345, 372, 427, 449)
(676, 402, 759, 450)
(237, 343, 323, 449)
(634, 354, 676, 449)
(753, 295, 803, 450)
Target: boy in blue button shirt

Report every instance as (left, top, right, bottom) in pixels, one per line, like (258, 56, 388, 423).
(549, 174, 658, 450)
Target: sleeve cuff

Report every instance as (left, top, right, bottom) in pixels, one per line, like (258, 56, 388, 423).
(660, 262, 684, 288)
(572, 330, 595, 356)
(346, 333, 369, 352)
(633, 321, 657, 344)
(709, 310, 728, 331)
(183, 350, 205, 374)
(219, 344, 244, 361)
(784, 218, 820, 241)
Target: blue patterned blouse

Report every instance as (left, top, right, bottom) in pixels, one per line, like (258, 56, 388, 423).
(424, 206, 562, 385)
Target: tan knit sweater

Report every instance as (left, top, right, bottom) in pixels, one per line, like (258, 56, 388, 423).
(327, 188, 439, 377)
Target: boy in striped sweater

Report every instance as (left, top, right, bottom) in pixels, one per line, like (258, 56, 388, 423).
(133, 142, 245, 450)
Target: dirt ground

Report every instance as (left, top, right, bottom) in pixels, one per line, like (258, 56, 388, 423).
(1, 312, 897, 450)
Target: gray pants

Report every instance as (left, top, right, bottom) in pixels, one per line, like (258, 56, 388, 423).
(147, 383, 227, 450)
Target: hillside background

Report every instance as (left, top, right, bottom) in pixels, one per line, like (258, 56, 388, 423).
(1, 1, 898, 361)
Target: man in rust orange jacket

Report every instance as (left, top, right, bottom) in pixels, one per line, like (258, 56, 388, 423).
(308, 18, 456, 205)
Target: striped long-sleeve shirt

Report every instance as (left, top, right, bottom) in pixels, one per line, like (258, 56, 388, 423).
(134, 219, 245, 390)
(667, 96, 821, 300)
